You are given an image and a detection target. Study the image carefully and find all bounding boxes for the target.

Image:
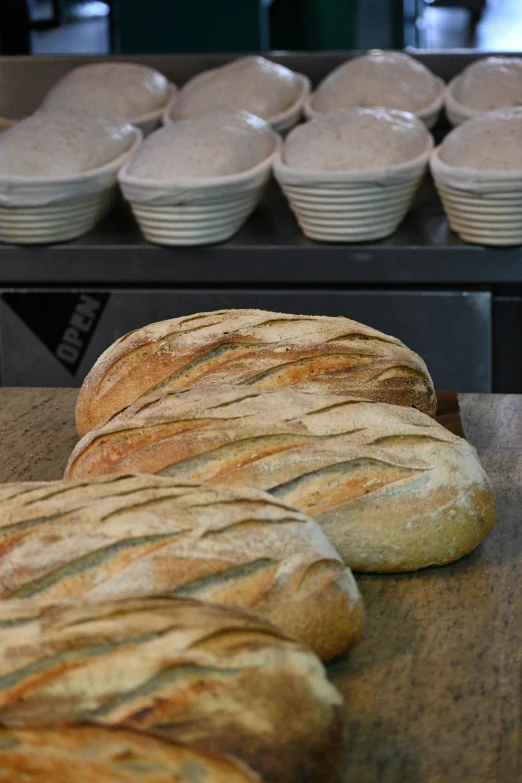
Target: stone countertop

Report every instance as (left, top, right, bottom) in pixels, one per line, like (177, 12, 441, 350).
(0, 388, 519, 782)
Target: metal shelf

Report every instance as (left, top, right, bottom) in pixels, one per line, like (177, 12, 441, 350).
(0, 51, 520, 286)
(0, 176, 521, 286)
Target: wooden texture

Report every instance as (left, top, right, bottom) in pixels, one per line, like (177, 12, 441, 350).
(435, 388, 464, 438)
(0, 388, 518, 782)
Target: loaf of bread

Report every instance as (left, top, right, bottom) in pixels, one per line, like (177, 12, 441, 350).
(75, 308, 437, 436)
(0, 474, 363, 661)
(0, 726, 257, 783)
(66, 387, 496, 572)
(0, 596, 344, 783)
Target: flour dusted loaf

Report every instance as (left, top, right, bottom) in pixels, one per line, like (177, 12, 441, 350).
(75, 308, 436, 436)
(66, 387, 496, 572)
(0, 726, 257, 783)
(0, 474, 363, 660)
(0, 595, 344, 783)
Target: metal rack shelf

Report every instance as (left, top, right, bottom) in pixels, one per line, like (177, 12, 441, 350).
(0, 51, 520, 393)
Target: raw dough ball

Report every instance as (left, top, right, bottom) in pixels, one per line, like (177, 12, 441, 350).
(172, 56, 302, 121)
(439, 108, 522, 170)
(127, 110, 276, 179)
(42, 62, 171, 123)
(452, 56, 522, 111)
(0, 110, 135, 177)
(283, 108, 430, 171)
(311, 51, 442, 115)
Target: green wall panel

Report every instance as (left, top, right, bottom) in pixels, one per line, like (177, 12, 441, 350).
(270, 0, 355, 50)
(116, 0, 357, 53)
(116, 0, 263, 53)
(303, 0, 356, 49)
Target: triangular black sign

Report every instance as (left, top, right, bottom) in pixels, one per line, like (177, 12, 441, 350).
(2, 292, 110, 375)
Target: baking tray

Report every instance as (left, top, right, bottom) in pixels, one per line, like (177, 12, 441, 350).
(0, 52, 522, 286)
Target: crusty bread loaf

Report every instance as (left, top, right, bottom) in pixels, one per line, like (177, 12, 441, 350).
(75, 308, 436, 436)
(0, 474, 363, 661)
(0, 726, 257, 783)
(66, 387, 496, 572)
(0, 596, 344, 783)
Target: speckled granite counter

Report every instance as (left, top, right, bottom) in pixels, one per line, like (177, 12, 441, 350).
(0, 389, 519, 782)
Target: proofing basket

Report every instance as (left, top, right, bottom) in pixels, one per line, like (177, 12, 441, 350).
(431, 146, 522, 246)
(274, 140, 433, 243)
(119, 133, 281, 246)
(0, 128, 141, 245)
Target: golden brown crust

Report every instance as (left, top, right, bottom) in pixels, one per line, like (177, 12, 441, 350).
(0, 596, 344, 783)
(75, 309, 436, 436)
(0, 726, 258, 783)
(66, 387, 496, 572)
(0, 475, 363, 661)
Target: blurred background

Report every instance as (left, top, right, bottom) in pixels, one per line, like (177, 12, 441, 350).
(1, 0, 521, 56)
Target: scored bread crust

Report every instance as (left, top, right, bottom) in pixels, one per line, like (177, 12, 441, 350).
(0, 474, 363, 661)
(66, 387, 496, 572)
(0, 726, 258, 783)
(75, 308, 437, 436)
(0, 596, 344, 783)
